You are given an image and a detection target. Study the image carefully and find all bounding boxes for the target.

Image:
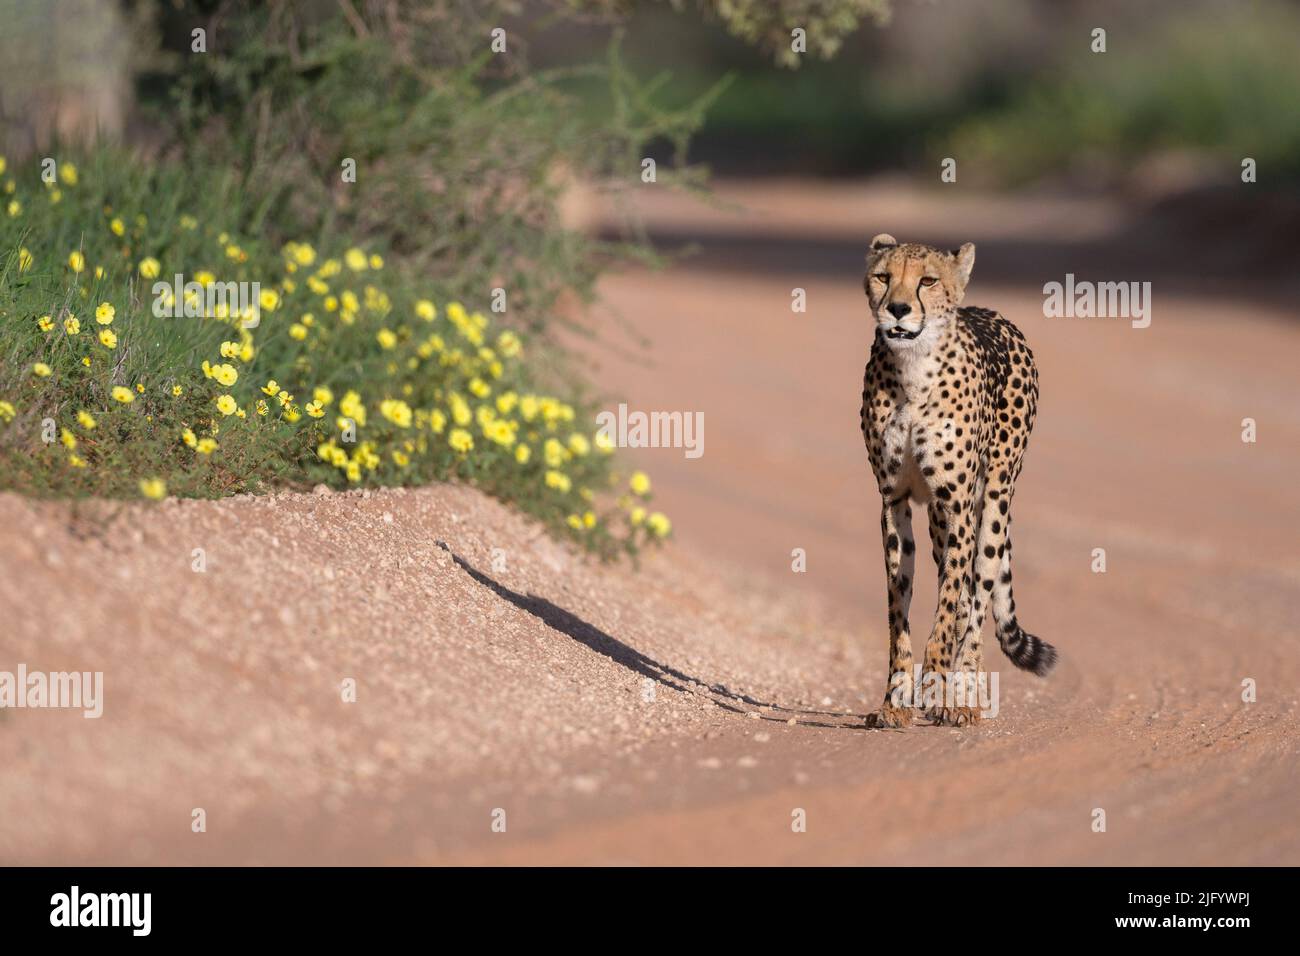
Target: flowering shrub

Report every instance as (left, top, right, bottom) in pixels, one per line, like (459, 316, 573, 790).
(0, 152, 669, 557)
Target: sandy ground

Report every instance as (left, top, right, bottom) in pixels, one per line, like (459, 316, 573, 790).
(2, 180, 1298, 865)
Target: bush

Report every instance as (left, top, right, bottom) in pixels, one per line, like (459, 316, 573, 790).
(0, 150, 670, 558)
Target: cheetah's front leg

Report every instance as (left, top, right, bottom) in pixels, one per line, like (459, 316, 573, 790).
(922, 492, 982, 725)
(866, 496, 915, 728)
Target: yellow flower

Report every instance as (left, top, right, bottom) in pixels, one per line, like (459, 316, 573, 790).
(136, 383, 145, 393)
(37, 315, 54, 332)
(256, 399, 269, 416)
(179, 214, 198, 230)
(18, 247, 33, 271)
(68, 251, 85, 273)
(497, 330, 522, 358)
(261, 380, 281, 397)
(485, 419, 515, 446)
(6, 199, 20, 217)
(448, 428, 474, 453)
(377, 328, 397, 349)
(582, 510, 597, 529)
(77, 410, 97, 430)
(429, 409, 447, 434)
(545, 470, 572, 493)
(630, 471, 651, 496)
(172, 385, 183, 396)
(369, 254, 384, 270)
(305, 401, 325, 418)
(33, 363, 52, 378)
(289, 323, 308, 340)
(0, 400, 16, 422)
(313, 386, 333, 405)
(380, 399, 413, 428)
(338, 390, 367, 426)
(213, 364, 238, 387)
(68, 454, 87, 468)
(292, 243, 317, 266)
(215, 394, 237, 416)
(196, 437, 218, 455)
(110, 217, 126, 236)
(182, 428, 197, 448)
(646, 512, 672, 537)
(630, 506, 646, 526)
(138, 478, 166, 500)
(60, 428, 77, 450)
(111, 386, 134, 403)
(515, 444, 531, 464)
(99, 329, 117, 349)
(345, 248, 369, 271)
(392, 450, 409, 467)
(259, 288, 280, 312)
(468, 377, 491, 399)
(58, 162, 78, 186)
(544, 438, 567, 468)
(566, 514, 583, 530)
(568, 433, 590, 456)
(95, 302, 116, 325)
(449, 392, 472, 427)
(64, 316, 80, 335)
(138, 257, 161, 279)
(416, 300, 437, 321)
(595, 431, 616, 454)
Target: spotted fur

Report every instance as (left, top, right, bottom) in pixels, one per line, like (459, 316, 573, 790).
(859, 234, 1056, 728)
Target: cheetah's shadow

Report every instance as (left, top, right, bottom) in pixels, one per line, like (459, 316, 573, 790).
(435, 541, 866, 729)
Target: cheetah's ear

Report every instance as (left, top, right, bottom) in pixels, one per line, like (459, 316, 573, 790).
(952, 242, 976, 289)
(869, 233, 898, 253)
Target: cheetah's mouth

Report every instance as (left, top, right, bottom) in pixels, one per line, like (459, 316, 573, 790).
(883, 325, 923, 341)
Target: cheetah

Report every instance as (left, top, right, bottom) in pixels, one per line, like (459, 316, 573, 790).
(858, 234, 1057, 728)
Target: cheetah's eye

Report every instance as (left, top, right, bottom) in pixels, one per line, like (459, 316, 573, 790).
(872, 273, 890, 284)
(919, 276, 938, 287)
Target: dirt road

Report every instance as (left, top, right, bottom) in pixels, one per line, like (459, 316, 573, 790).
(3, 180, 1298, 864)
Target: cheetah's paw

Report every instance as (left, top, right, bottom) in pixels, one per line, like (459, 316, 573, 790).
(927, 705, 982, 727)
(866, 704, 913, 729)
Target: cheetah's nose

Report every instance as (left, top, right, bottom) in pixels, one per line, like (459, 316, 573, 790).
(885, 302, 912, 320)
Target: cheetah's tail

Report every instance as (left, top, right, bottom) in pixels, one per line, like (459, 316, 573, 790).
(997, 625, 1058, 676)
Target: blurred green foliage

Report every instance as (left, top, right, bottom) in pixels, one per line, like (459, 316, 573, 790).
(945, 5, 1300, 186)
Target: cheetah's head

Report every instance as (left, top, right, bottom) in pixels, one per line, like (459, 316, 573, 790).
(864, 234, 975, 350)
